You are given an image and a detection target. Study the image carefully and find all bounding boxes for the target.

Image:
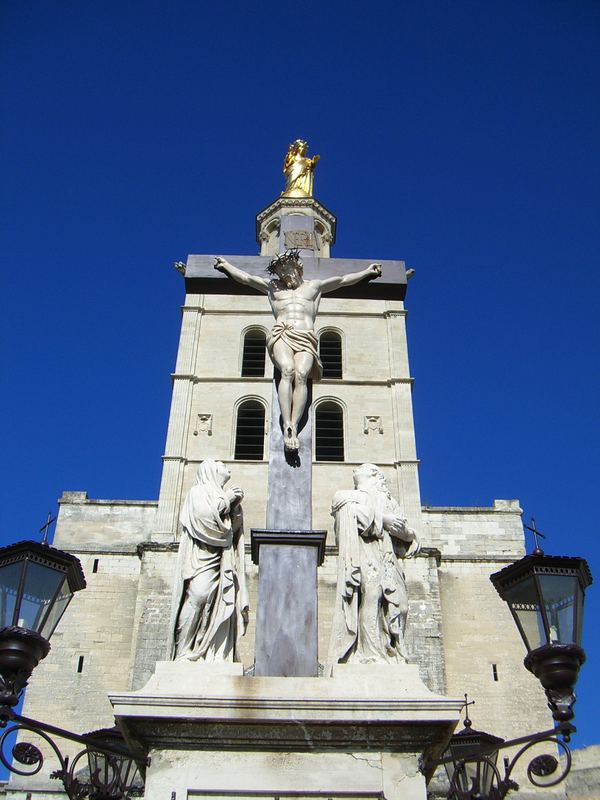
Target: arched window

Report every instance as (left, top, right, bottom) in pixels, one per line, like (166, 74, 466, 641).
(319, 331, 342, 379)
(234, 400, 265, 460)
(241, 329, 267, 377)
(315, 401, 344, 462)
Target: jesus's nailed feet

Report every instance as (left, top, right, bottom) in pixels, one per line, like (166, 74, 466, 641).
(283, 425, 299, 452)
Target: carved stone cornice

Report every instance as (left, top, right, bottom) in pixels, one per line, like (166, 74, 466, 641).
(255, 196, 337, 244)
(111, 673, 462, 755)
(136, 542, 179, 557)
(250, 529, 327, 566)
(439, 555, 524, 563)
(383, 309, 407, 318)
(387, 377, 415, 385)
(170, 373, 195, 381)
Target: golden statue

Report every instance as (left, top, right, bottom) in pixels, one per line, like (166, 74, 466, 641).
(281, 139, 320, 198)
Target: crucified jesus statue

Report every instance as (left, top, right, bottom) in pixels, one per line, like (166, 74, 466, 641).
(215, 250, 382, 451)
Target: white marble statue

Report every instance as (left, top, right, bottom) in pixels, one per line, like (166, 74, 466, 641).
(215, 250, 381, 451)
(172, 460, 249, 662)
(327, 464, 420, 667)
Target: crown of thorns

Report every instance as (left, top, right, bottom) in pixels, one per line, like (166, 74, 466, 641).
(267, 249, 304, 275)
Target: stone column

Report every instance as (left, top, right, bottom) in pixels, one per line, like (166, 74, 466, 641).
(251, 528, 326, 677)
(266, 377, 312, 529)
(153, 296, 203, 541)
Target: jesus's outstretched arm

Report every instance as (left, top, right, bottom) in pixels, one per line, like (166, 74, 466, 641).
(214, 257, 269, 294)
(318, 263, 382, 294)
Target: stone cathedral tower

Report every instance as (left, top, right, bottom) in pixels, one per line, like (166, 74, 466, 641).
(8, 145, 559, 800)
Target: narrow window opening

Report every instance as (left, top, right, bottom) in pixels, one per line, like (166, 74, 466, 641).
(315, 401, 344, 462)
(234, 401, 265, 460)
(77, 656, 84, 673)
(492, 663, 498, 681)
(319, 331, 343, 379)
(241, 331, 267, 377)
(92, 559, 99, 573)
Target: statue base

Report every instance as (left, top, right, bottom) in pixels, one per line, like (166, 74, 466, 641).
(111, 668, 462, 800)
(251, 528, 326, 677)
(331, 662, 434, 696)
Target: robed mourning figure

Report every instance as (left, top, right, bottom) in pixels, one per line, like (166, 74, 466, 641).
(172, 460, 249, 662)
(327, 464, 420, 667)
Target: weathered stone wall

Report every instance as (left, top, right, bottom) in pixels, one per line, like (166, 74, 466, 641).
(27, 497, 157, 719)
(10, 498, 155, 794)
(423, 499, 526, 556)
(565, 745, 600, 800)
(130, 544, 179, 689)
(403, 551, 445, 694)
(53, 492, 157, 549)
(423, 503, 565, 799)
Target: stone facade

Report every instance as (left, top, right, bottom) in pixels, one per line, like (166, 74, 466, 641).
(6, 194, 588, 800)
(564, 745, 600, 799)
(152, 291, 421, 544)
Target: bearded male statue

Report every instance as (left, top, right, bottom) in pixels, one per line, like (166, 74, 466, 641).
(327, 464, 420, 668)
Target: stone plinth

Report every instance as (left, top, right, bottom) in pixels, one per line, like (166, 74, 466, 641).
(110, 663, 462, 800)
(255, 196, 337, 259)
(251, 528, 326, 677)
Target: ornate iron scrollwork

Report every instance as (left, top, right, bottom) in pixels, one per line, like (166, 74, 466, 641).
(13, 741, 43, 766)
(0, 711, 144, 800)
(427, 724, 574, 800)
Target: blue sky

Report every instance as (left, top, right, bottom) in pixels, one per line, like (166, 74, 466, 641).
(2, 1, 599, 745)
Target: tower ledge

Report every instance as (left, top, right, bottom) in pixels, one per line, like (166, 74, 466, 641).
(256, 196, 337, 259)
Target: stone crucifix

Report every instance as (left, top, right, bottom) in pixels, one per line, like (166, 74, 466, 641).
(214, 250, 381, 451)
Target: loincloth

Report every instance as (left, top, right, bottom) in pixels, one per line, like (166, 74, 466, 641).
(267, 323, 323, 381)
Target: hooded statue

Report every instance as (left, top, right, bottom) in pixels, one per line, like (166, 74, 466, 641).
(327, 464, 420, 670)
(170, 460, 249, 662)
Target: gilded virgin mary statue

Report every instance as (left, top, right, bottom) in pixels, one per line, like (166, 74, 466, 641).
(281, 139, 320, 198)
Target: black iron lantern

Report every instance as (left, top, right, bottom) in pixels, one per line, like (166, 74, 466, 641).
(490, 552, 592, 723)
(84, 727, 143, 800)
(443, 714, 504, 799)
(0, 540, 86, 705)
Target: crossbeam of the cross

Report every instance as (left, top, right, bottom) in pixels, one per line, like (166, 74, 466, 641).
(184, 254, 408, 300)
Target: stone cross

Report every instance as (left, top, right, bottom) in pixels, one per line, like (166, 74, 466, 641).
(39, 511, 56, 544)
(184, 254, 407, 675)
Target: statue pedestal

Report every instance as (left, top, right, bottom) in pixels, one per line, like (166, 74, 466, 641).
(111, 666, 462, 800)
(251, 528, 326, 677)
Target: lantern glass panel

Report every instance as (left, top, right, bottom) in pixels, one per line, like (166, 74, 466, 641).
(456, 761, 483, 796)
(575, 579, 584, 644)
(444, 734, 501, 799)
(503, 576, 546, 651)
(19, 561, 70, 634)
(87, 750, 122, 794)
(39, 575, 72, 638)
(445, 754, 499, 798)
(537, 574, 579, 645)
(87, 750, 140, 796)
(0, 562, 25, 627)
